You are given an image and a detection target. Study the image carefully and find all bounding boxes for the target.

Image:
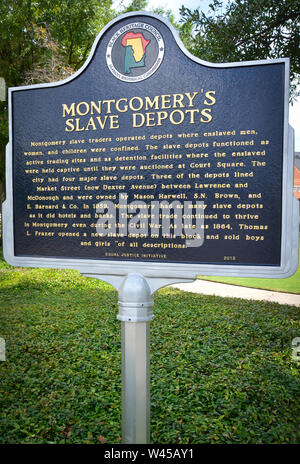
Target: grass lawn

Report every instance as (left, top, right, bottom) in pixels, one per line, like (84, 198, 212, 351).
(198, 241, 300, 294)
(0, 253, 300, 444)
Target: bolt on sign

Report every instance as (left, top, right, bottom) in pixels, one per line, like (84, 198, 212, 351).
(3, 11, 299, 279)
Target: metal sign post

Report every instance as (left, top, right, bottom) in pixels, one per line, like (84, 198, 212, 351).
(118, 273, 153, 444)
(121, 319, 151, 444)
(84, 272, 195, 444)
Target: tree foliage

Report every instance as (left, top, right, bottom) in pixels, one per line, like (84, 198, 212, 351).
(22, 26, 74, 86)
(0, 0, 115, 88)
(179, 0, 300, 99)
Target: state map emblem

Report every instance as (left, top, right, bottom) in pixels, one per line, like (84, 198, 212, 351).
(106, 22, 164, 82)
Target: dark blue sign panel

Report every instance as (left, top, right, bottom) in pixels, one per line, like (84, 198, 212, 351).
(10, 13, 287, 266)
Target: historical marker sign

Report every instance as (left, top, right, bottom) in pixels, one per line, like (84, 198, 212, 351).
(3, 12, 298, 278)
(3, 10, 300, 446)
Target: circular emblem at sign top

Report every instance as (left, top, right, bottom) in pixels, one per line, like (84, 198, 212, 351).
(106, 22, 164, 82)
